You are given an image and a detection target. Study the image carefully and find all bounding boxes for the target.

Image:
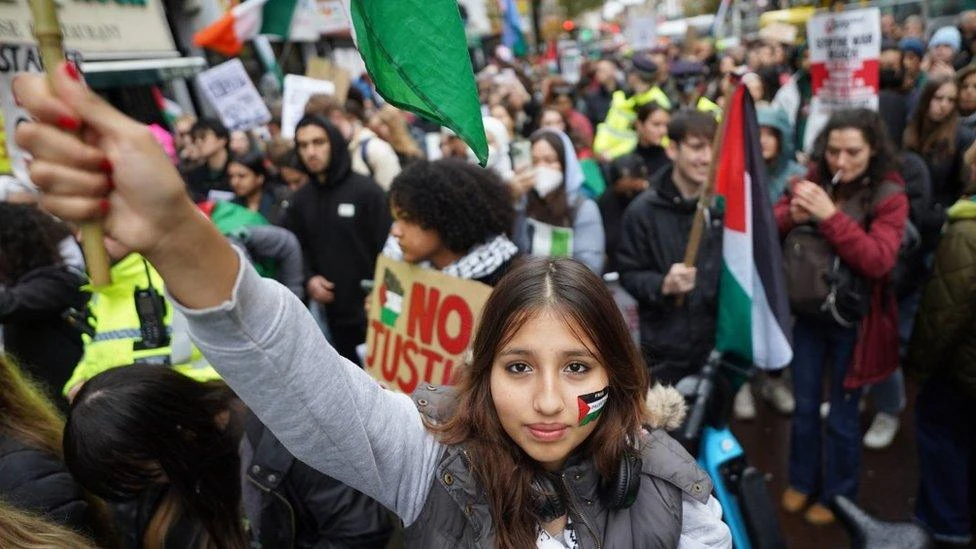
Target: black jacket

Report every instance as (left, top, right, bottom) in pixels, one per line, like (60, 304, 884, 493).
(283, 118, 392, 328)
(113, 412, 394, 549)
(0, 434, 90, 532)
(183, 159, 231, 203)
(615, 167, 724, 384)
(583, 83, 619, 127)
(601, 144, 672, 273)
(879, 89, 909, 150)
(0, 265, 88, 399)
(242, 412, 393, 548)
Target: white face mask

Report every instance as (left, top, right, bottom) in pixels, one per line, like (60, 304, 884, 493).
(533, 166, 563, 197)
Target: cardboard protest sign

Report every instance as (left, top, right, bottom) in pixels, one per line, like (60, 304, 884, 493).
(281, 73, 336, 139)
(365, 255, 492, 394)
(196, 59, 272, 132)
(804, 8, 880, 152)
(306, 56, 350, 103)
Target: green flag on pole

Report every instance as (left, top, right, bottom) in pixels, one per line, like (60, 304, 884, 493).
(347, 0, 488, 165)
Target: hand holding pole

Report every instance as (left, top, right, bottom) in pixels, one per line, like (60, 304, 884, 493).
(27, 0, 111, 286)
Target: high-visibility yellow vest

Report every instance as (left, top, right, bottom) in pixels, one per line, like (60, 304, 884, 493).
(696, 96, 722, 119)
(593, 88, 672, 159)
(63, 253, 219, 394)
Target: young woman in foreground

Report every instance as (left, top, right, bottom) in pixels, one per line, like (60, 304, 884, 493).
(13, 64, 731, 548)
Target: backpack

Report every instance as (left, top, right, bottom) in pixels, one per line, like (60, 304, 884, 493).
(783, 180, 904, 328)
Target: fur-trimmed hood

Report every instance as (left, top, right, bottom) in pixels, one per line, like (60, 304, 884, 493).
(643, 384, 687, 431)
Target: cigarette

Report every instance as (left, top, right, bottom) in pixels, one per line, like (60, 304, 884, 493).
(832, 171, 842, 185)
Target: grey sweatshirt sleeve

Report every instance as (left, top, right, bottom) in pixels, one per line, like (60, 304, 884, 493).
(572, 198, 606, 274)
(171, 250, 442, 525)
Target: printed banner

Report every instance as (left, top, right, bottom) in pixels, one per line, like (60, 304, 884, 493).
(196, 59, 271, 132)
(0, 0, 177, 59)
(281, 73, 336, 138)
(365, 255, 492, 394)
(804, 7, 880, 151)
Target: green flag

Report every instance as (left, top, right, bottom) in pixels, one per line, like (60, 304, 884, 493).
(348, 0, 488, 165)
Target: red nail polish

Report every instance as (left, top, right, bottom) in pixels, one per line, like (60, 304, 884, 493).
(99, 158, 113, 174)
(99, 198, 110, 217)
(105, 177, 114, 192)
(64, 61, 81, 82)
(57, 115, 81, 132)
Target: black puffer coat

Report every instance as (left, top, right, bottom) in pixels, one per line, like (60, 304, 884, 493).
(0, 433, 90, 530)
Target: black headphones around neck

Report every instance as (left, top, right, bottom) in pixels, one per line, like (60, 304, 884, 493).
(531, 451, 642, 523)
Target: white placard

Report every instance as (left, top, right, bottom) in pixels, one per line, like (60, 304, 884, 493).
(626, 16, 657, 51)
(196, 59, 271, 132)
(290, 0, 324, 42)
(804, 7, 881, 152)
(318, 0, 351, 35)
(558, 40, 582, 85)
(0, 45, 83, 184)
(281, 74, 336, 138)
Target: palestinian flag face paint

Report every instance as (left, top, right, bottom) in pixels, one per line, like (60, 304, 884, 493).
(577, 387, 609, 426)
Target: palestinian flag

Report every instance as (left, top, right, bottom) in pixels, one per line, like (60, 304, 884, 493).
(193, 0, 299, 57)
(343, 0, 488, 165)
(150, 87, 182, 129)
(379, 269, 404, 328)
(577, 387, 608, 426)
(714, 85, 793, 370)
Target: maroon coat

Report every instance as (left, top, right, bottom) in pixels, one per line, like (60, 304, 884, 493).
(775, 170, 909, 389)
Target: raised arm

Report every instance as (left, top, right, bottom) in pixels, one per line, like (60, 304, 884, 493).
(12, 64, 440, 525)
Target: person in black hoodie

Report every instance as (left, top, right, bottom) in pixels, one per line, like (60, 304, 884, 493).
(600, 101, 672, 273)
(0, 203, 89, 402)
(283, 115, 391, 365)
(615, 110, 723, 384)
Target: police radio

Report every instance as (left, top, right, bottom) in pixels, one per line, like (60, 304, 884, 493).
(133, 259, 170, 351)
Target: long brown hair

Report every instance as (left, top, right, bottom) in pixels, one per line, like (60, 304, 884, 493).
(0, 500, 98, 549)
(526, 131, 573, 227)
(0, 354, 65, 457)
(431, 258, 649, 548)
(904, 77, 960, 162)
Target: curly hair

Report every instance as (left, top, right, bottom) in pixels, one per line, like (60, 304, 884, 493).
(389, 159, 515, 254)
(813, 108, 900, 184)
(0, 203, 71, 285)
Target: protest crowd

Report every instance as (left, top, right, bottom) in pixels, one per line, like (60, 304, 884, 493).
(2, 1, 976, 548)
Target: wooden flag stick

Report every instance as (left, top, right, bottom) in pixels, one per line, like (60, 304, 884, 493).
(677, 83, 738, 306)
(28, 0, 111, 286)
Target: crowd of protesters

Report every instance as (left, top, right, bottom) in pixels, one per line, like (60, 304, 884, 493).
(1, 7, 976, 549)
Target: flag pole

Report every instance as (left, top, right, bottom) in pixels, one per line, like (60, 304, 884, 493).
(677, 82, 738, 306)
(28, 0, 112, 286)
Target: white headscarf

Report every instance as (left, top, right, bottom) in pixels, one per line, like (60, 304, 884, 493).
(531, 128, 585, 201)
(482, 116, 514, 181)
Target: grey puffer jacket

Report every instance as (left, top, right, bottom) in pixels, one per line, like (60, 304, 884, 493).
(402, 386, 714, 548)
